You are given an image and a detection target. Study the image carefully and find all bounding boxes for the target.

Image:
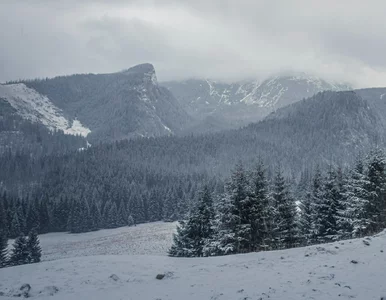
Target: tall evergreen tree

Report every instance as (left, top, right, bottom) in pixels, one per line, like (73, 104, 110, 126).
(272, 166, 297, 249)
(169, 185, 216, 257)
(0, 230, 8, 268)
(0, 197, 8, 236)
(117, 200, 128, 227)
(299, 189, 314, 245)
(311, 166, 325, 243)
(26, 198, 40, 233)
(364, 149, 386, 234)
(209, 163, 251, 255)
(27, 229, 42, 263)
(10, 234, 29, 266)
(10, 211, 21, 238)
(341, 159, 370, 237)
(249, 161, 273, 251)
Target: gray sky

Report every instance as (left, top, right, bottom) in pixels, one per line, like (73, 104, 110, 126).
(1, 0, 386, 87)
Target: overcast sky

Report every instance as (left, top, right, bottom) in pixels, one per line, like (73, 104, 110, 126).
(1, 0, 386, 87)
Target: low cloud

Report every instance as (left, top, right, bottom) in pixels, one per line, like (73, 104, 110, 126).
(1, 0, 386, 87)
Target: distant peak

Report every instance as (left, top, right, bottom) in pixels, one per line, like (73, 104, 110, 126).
(121, 63, 155, 75)
(120, 63, 157, 85)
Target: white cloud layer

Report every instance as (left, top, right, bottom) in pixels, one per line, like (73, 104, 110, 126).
(1, 0, 386, 87)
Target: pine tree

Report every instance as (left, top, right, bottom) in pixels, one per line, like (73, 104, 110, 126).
(310, 166, 324, 243)
(168, 220, 194, 257)
(117, 200, 128, 227)
(10, 211, 21, 238)
(209, 163, 251, 255)
(364, 149, 386, 234)
(316, 168, 340, 243)
(90, 201, 102, 231)
(170, 185, 215, 257)
(108, 202, 118, 228)
(0, 230, 8, 268)
(10, 234, 29, 266)
(341, 159, 370, 237)
(0, 197, 8, 237)
(272, 166, 297, 249)
(299, 189, 314, 245)
(127, 215, 134, 226)
(248, 161, 273, 251)
(39, 200, 50, 234)
(27, 229, 42, 263)
(26, 198, 40, 233)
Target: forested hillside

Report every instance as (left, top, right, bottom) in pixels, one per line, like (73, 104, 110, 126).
(1, 89, 385, 238)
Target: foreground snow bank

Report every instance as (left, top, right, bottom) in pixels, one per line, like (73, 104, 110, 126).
(1, 230, 385, 300)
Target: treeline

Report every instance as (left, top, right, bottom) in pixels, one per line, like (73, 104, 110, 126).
(170, 148, 386, 257)
(0, 172, 220, 237)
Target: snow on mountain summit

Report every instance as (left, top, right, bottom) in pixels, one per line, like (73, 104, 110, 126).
(0, 83, 91, 137)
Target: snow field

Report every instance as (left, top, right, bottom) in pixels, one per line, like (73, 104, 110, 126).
(1, 226, 385, 300)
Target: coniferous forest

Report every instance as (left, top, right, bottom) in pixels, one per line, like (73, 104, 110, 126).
(170, 150, 386, 257)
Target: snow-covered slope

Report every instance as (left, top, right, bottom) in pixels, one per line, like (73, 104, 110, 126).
(23, 222, 176, 262)
(0, 83, 90, 137)
(1, 226, 385, 299)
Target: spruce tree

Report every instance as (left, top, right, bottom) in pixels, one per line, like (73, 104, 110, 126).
(127, 215, 134, 226)
(117, 200, 128, 227)
(341, 159, 370, 237)
(299, 189, 314, 245)
(0, 230, 8, 268)
(10, 211, 21, 238)
(311, 167, 324, 243)
(249, 161, 273, 251)
(10, 234, 29, 266)
(26, 198, 40, 233)
(272, 167, 297, 249)
(364, 149, 386, 234)
(0, 198, 8, 237)
(90, 201, 102, 231)
(27, 229, 42, 263)
(170, 185, 215, 257)
(209, 163, 250, 255)
(169, 220, 194, 257)
(108, 202, 118, 228)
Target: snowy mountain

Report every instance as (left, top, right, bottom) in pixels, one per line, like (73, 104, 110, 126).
(0, 84, 90, 137)
(3, 64, 191, 143)
(162, 74, 351, 132)
(0, 223, 385, 299)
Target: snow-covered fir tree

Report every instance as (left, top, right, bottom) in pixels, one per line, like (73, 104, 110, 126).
(27, 229, 42, 263)
(10, 234, 29, 266)
(271, 166, 298, 249)
(170, 185, 215, 257)
(0, 230, 8, 268)
(340, 159, 370, 238)
(364, 149, 386, 234)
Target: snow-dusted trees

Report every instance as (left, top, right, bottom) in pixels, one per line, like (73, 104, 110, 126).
(0, 229, 8, 268)
(272, 166, 297, 249)
(10, 235, 29, 266)
(247, 161, 272, 251)
(169, 186, 215, 257)
(364, 149, 386, 234)
(340, 159, 370, 238)
(27, 229, 42, 263)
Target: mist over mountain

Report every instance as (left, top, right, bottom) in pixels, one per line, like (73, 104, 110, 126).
(163, 74, 351, 133)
